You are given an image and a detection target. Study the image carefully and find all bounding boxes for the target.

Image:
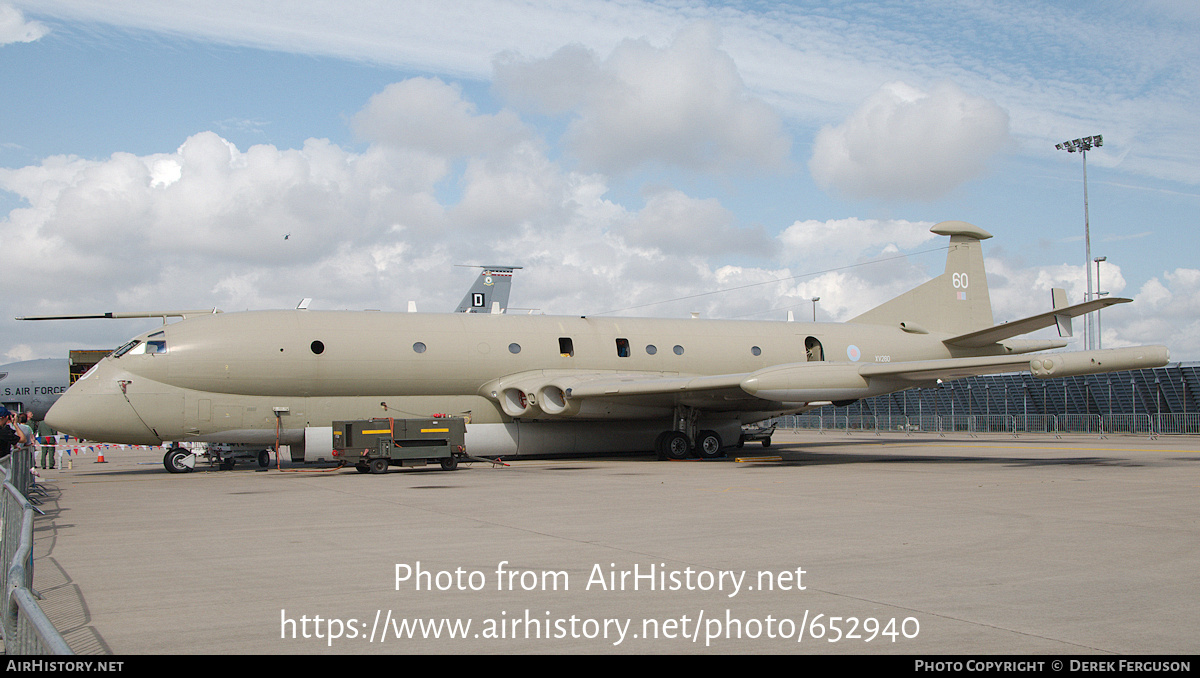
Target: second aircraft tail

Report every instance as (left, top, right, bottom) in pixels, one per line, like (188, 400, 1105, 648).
(455, 266, 521, 314)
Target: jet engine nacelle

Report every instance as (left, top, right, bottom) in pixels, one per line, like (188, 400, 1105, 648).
(535, 383, 582, 416)
(497, 382, 584, 417)
(486, 372, 588, 418)
(500, 386, 540, 417)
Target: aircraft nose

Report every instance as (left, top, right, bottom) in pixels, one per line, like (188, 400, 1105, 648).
(45, 369, 161, 445)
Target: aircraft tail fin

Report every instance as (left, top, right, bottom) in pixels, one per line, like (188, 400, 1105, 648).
(455, 266, 521, 314)
(849, 221, 993, 336)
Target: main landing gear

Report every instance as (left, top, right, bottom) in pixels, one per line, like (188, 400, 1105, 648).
(654, 429, 725, 460)
(654, 407, 725, 460)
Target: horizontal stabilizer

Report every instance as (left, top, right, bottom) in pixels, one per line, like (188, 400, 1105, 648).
(944, 297, 1129, 349)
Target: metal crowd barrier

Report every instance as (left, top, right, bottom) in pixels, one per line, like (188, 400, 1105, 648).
(1, 448, 72, 655)
(774, 412, 1196, 438)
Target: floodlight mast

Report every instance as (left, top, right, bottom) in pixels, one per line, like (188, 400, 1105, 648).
(1055, 134, 1103, 349)
(1094, 256, 1107, 350)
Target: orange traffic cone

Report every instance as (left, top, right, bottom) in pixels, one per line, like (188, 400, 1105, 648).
(96, 447, 107, 463)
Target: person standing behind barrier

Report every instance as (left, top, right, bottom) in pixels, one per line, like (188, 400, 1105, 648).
(37, 416, 56, 469)
(18, 412, 34, 454)
(0, 406, 29, 460)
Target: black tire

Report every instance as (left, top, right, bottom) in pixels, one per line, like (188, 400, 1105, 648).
(660, 431, 691, 460)
(761, 437, 772, 448)
(163, 447, 192, 474)
(355, 464, 370, 474)
(440, 455, 458, 471)
(653, 431, 671, 460)
(219, 457, 235, 471)
(696, 430, 723, 459)
(258, 450, 271, 468)
(370, 458, 388, 474)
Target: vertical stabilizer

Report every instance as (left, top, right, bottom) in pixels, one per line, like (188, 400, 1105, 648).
(1052, 287, 1073, 337)
(455, 266, 521, 313)
(849, 221, 993, 336)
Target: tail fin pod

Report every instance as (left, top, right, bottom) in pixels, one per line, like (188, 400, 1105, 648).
(849, 221, 993, 336)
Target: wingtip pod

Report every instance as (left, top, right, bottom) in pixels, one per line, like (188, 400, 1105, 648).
(1030, 345, 1170, 379)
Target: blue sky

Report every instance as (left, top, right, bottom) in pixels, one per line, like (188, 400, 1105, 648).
(2, 0, 1199, 360)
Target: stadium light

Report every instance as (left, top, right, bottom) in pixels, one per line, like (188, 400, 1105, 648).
(1056, 134, 1103, 349)
(1094, 256, 1107, 350)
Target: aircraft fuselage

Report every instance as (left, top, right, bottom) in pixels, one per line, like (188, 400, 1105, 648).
(46, 310, 965, 455)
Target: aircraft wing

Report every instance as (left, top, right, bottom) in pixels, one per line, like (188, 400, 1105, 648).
(491, 345, 1170, 416)
(562, 373, 746, 398)
(17, 309, 222, 321)
(943, 297, 1129, 349)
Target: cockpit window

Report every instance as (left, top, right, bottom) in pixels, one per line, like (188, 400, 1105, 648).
(111, 340, 141, 358)
(146, 331, 166, 353)
(111, 332, 167, 358)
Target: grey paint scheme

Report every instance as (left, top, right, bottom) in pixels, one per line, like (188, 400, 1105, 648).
(454, 266, 519, 314)
(0, 358, 69, 420)
(45, 222, 1170, 459)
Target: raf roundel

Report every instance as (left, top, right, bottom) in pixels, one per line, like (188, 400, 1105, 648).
(846, 345, 861, 362)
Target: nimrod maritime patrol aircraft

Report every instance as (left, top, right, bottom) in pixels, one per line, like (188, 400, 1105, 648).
(45, 222, 1168, 469)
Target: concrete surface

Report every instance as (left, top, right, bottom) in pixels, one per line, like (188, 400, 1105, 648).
(26, 431, 1200, 654)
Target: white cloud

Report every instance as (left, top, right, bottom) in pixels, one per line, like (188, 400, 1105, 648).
(15, 1, 1200, 188)
(494, 22, 790, 174)
(809, 81, 1010, 201)
(778, 217, 938, 265)
(4, 344, 34, 362)
(352, 78, 530, 157)
(614, 189, 768, 257)
(0, 131, 453, 314)
(1116, 268, 1200, 358)
(0, 4, 48, 44)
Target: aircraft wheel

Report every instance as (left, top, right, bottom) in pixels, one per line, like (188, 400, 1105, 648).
(355, 464, 370, 474)
(258, 450, 271, 468)
(659, 431, 691, 460)
(370, 458, 389, 474)
(761, 437, 772, 448)
(696, 430, 723, 459)
(440, 456, 458, 471)
(163, 447, 192, 474)
(219, 457, 235, 470)
(653, 431, 671, 460)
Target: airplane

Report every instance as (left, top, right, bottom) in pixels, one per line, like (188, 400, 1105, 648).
(12, 267, 520, 436)
(43, 221, 1168, 473)
(0, 358, 69, 420)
